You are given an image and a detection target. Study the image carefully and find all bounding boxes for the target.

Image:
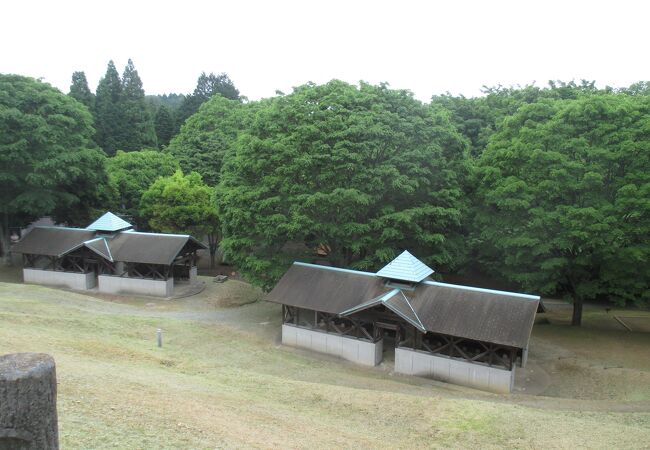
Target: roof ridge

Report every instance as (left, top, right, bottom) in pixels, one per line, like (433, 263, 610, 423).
(293, 261, 374, 277)
(422, 280, 540, 300)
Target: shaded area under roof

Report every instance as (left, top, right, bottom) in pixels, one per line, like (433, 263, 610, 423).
(105, 231, 206, 265)
(384, 292, 426, 332)
(376, 250, 434, 282)
(340, 288, 426, 332)
(11, 228, 96, 257)
(86, 212, 132, 232)
(267, 262, 540, 348)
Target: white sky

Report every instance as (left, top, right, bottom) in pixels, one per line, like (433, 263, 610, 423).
(2, 0, 648, 102)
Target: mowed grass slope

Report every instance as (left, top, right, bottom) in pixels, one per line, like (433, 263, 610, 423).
(1, 282, 649, 449)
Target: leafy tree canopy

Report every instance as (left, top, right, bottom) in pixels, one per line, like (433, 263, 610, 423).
(474, 93, 650, 324)
(166, 95, 249, 185)
(140, 170, 220, 267)
(432, 80, 602, 156)
(0, 74, 109, 258)
(217, 80, 469, 289)
(106, 149, 179, 227)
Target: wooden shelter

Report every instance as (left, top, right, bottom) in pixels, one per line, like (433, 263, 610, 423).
(267, 251, 540, 393)
(12, 212, 206, 297)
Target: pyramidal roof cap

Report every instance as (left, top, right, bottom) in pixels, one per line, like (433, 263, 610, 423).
(376, 250, 434, 283)
(86, 212, 133, 232)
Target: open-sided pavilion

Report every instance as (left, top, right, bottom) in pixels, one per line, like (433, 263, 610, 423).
(267, 251, 540, 393)
(12, 212, 206, 297)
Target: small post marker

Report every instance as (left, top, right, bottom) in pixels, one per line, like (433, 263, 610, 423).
(157, 328, 162, 348)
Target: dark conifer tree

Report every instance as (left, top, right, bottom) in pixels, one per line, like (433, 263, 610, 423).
(119, 59, 157, 151)
(154, 105, 175, 147)
(176, 72, 241, 130)
(94, 60, 122, 155)
(68, 71, 95, 113)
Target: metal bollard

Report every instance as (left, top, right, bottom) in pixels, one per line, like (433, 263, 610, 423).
(157, 328, 162, 347)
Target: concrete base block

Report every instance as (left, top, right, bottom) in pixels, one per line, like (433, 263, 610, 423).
(23, 269, 96, 290)
(97, 275, 173, 297)
(395, 347, 515, 394)
(282, 324, 382, 366)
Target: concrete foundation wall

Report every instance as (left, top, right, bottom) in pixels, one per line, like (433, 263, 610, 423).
(395, 347, 515, 394)
(23, 268, 96, 290)
(282, 324, 382, 367)
(97, 275, 173, 297)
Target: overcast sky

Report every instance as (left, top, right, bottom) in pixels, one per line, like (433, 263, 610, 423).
(2, 0, 648, 102)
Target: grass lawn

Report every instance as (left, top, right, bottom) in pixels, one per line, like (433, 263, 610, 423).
(0, 278, 649, 448)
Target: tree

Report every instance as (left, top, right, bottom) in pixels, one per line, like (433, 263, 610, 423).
(432, 81, 602, 157)
(154, 105, 175, 147)
(176, 72, 240, 129)
(68, 71, 95, 113)
(119, 59, 157, 151)
(166, 95, 248, 185)
(216, 80, 469, 289)
(474, 94, 650, 325)
(140, 170, 220, 268)
(0, 74, 109, 262)
(193, 72, 240, 102)
(106, 149, 179, 227)
(95, 60, 123, 155)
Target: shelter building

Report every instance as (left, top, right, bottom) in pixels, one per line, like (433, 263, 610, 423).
(267, 251, 540, 393)
(12, 212, 206, 297)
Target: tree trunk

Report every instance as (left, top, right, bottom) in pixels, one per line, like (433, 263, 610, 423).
(571, 294, 583, 326)
(0, 210, 11, 266)
(207, 232, 219, 270)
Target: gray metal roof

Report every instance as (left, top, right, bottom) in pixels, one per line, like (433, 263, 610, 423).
(266, 263, 387, 315)
(12, 226, 206, 266)
(375, 250, 434, 282)
(11, 227, 97, 257)
(267, 262, 540, 348)
(86, 212, 133, 232)
(105, 231, 206, 265)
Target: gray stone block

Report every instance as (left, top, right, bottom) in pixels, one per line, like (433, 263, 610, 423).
(0, 353, 58, 450)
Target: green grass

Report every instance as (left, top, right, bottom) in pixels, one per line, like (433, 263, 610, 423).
(1, 281, 649, 449)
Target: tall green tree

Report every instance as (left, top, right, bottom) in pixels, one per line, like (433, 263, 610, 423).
(154, 105, 175, 147)
(106, 149, 179, 227)
(120, 59, 157, 151)
(68, 71, 95, 113)
(95, 60, 123, 155)
(0, 74, 109, 261)
(474, 94, 650, 325)
(140, 170, 220, 268)
(217, 80, 468, 289)
(166, 95, 248, 185)
(176, 72, 240, 129)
